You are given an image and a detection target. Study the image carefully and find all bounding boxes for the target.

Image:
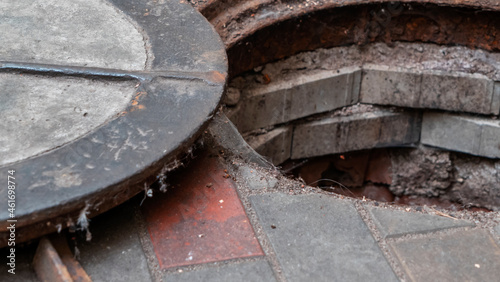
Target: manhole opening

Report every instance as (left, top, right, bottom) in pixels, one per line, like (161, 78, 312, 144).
(224, 40, 500, 212)
(281, 147, 495, 212)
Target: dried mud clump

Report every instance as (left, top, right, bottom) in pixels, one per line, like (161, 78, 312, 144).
(390, 146, 452, 197)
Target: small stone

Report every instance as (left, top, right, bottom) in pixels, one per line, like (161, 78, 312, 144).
(223, 88, 241, 106)
(253, 66, 264, 72)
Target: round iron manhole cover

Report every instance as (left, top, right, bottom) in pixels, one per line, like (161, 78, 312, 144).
(0, 0, 227, 246)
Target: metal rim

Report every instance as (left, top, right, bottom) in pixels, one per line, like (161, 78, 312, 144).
(0, 0, 227, 246)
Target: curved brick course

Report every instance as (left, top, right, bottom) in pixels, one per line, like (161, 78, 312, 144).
(226, 43, 500, 162)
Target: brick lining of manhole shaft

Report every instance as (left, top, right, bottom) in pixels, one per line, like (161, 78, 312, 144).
(192, 2, 500, 77)
(223, 42, 500, 211)
(210, 1, 500, 211)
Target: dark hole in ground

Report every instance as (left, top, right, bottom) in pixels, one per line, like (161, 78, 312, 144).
(222, 2, 500, 213)
(280, 147, 494, 212)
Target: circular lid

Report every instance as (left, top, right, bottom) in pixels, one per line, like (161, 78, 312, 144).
(0, 0, 227, 244)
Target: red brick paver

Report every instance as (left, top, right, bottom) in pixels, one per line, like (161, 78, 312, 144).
(142, 153, 263, 269)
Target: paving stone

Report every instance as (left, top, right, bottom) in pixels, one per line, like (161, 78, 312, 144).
(78, 200, 152, 282)
(250, 193, 398, 282)
(361, 66, 497, 115)
(420, 71, 495, 115)
(246, 126, 292, 165)
(495, 223, 500, 236)
(291, 111, 420, 159)
(230, 68, 360, 132)
(389, 229, 500, 281)
(361, 65, 421, 108)
(288, 68, 361, 121)
(207, 114, 274, 169)
(229, 86, 288, 133)
(421, 112, 500, 158)
(367, 206, 474, 238)
(239, 166, 278, 190)
(493, 82, 500, 114)
(479, 122, 500, 158)
(164, 260, 276, 282)
(141, 153, 263, 269)
(421, 113, 481, 155)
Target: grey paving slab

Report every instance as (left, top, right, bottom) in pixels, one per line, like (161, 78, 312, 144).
(288, 68, 361, 121)
(491, 82, 500, 115)
(231, 68, 360, 132)
(239, 166, 278, 190)
(389, 229, 500, 282)
(229, 84, 289, 133)
(291, 111, 420, 159)
(163, 260, 276, 282)
(0, 74, 136, 166)
(250, 193, 398, 282)
(0, 0, 147, 70)
(246, 126, 292, 165)
(77, 201, 152, 282)
(421, 112, 500, 158)
(479, 122, 500, 159)
(207, 114, 274, 169)
(361, 65, 421, 108)
(361, 66, 496, 115)
(367, 206, 474, 238)
(420, 71, 495, 115)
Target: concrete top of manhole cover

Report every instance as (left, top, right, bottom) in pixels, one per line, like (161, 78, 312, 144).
(0, 0, 227, 245)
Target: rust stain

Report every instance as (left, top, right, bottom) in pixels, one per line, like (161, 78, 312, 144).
(207, 70, 227, 84)
(130, 91, 147, 112)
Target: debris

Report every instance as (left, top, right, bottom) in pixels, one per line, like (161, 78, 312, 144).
(77, 204, 91, 231)
(433, 209, 457, 220)
(141, 182, 154, 206)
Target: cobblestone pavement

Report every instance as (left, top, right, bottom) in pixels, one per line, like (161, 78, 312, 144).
(2, 115, 499, 282)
